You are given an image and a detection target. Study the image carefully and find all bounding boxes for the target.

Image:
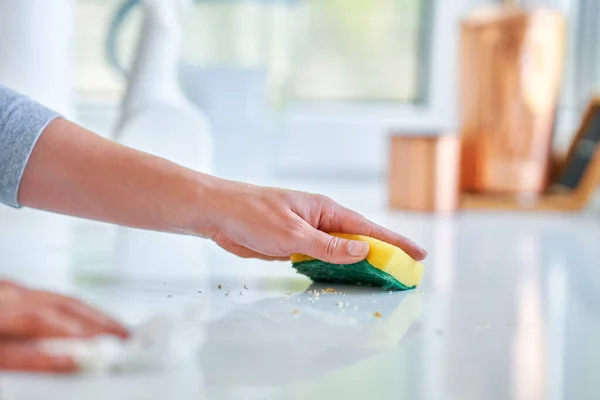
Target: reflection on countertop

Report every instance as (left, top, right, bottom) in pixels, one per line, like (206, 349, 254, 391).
(1, 182, 600, 400)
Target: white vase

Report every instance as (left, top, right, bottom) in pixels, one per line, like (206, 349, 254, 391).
(115, 0, 214, 174)
(112, 0, 214, 281)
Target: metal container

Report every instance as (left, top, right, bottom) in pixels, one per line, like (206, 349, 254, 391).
(459, 5, 566, 195)
(388, 134, 460, 213)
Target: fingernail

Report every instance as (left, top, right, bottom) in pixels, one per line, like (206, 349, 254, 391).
(347, 241, 369, 257)
(115, 326, 131, 339)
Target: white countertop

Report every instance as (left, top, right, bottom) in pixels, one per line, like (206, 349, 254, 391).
(1, 180, 600, 400)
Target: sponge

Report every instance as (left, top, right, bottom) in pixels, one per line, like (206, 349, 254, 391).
(290, 233, 424, 291)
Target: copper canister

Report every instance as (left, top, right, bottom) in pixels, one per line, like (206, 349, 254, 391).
(459, 6, 566, 195)
(388, 134, 460, 213)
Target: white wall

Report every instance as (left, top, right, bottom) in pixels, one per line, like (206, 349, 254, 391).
(76, 0, 593, 181)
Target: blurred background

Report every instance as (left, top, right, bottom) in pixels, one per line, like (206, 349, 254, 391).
(0, 0, 597, 182)
(74, 0, 599, 181)
(75, 0, 435, 180)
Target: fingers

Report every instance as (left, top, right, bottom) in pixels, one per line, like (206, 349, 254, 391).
(0, 282, 127, 374)
(295, 226, 371, 264)
(320, 204, 427, 261)
(0, 340, 77, 373)
(0, 307, 89, 339)
(58, 299, 130, 339)
(0, 285, 130, 340)
(31, 290, 130, 339)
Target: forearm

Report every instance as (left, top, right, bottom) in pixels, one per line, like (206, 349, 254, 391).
(19, 117, 218, 236)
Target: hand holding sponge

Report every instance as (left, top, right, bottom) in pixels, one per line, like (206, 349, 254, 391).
(291, 233, 424, 291)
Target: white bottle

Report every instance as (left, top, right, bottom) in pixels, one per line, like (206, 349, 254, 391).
(113, 0, 214, 282)
(115, 0, 215, 174)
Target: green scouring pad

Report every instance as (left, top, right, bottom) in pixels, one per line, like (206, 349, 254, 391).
(290, 233, 424, 291)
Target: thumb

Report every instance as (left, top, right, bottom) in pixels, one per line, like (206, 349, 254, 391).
(299, 228, 370, 264)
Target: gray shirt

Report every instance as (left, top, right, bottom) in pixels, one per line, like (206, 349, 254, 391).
(0, 84, 60, 208)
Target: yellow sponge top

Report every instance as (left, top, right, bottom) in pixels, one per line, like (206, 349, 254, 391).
(291, 233, 424, 289)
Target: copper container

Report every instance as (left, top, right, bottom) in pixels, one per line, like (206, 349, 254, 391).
(459, 6, 566, 195)
(388, 134, 460, 213)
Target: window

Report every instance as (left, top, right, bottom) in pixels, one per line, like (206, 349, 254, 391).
(76, 0, 431, 103)
(75, 0, 468, 176)
(286, 0, 431, 103)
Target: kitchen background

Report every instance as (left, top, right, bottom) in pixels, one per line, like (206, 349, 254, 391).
(72, 0, 599, 181)
(0, 0, 599, 285)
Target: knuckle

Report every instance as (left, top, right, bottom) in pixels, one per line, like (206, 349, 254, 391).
(20, 310, 44, 333)
(323, 236, 340, 257)
(319, 206, 339, 227)
(315, 194, 332, 204)
(56, 297, 82, 313)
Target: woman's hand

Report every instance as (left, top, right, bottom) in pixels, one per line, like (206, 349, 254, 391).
(0, 281, 129, 373)
(19, 118, 426, 265)
(198, 181, 427, 265)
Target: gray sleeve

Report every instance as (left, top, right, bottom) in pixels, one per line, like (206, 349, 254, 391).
(0, 84, 60, 208)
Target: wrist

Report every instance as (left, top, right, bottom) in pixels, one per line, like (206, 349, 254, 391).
(163, 169, 227, 239)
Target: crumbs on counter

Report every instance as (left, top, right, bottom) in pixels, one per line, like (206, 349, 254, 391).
(292, 309, 300, 315)
(244, 285, 248, 290)
(167, 294, 173, 298)
(374, 312, 382, 318)
(197, 290, 202, 294)
(322, 288, 338, 294)
(337, 301, 344, 308)
(218, 285, 222, 290)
